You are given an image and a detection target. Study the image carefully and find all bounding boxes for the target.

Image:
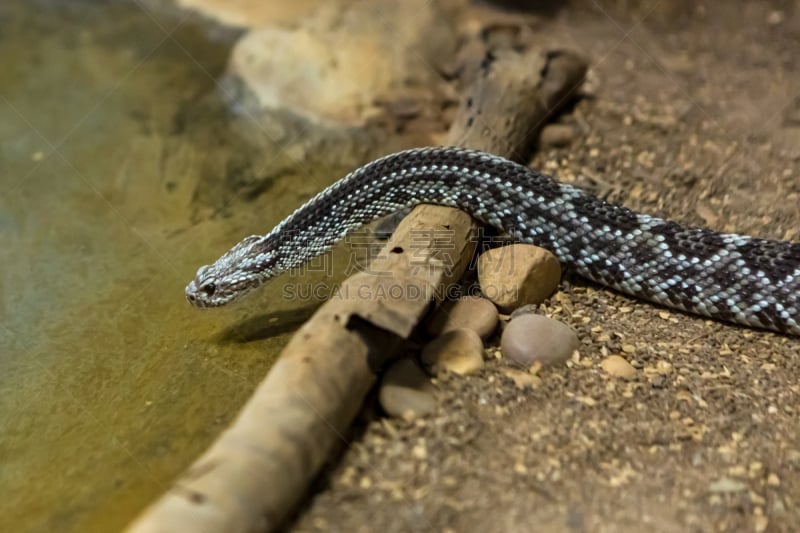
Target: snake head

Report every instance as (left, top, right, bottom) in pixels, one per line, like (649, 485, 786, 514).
(185, 265, 223, 308)
(185, 235, 277, 308)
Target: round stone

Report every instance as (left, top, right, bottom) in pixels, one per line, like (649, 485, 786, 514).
(425, 295, 499, 340)
(421, 328, 485, 375)
(500, 313, 579, 367)
(379, 358, 437, 419)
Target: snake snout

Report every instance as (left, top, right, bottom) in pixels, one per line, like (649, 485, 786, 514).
(185, 280, 201, 305)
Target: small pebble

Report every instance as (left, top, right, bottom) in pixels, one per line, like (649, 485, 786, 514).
(708, 477, 748, 493)
(478, 244, 561, 313)
(539, 123, 576, 148)
(421, 328, 484, 375)
(500, 313, 579, 367)
(649, 375, 667, 388)
(425, 295, 499, 339)
(379, 358, 437, 419)
(767, 10, 784, 25)
(502, 368, 540, 389)
(600, 355, 637, 378)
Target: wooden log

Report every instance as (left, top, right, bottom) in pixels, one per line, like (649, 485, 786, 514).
(125, 48, 586, 533)
(448, 49, 587, 155)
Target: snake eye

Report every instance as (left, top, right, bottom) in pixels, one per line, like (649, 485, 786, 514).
(201, 282, 216, 296)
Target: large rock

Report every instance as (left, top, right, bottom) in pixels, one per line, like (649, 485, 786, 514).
(176, 0, 329, 28)
(221, 0, 458, 127)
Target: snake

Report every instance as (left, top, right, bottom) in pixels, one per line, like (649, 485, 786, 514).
(185, 147, 800, 336)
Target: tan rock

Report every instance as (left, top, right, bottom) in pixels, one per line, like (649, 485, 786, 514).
(223, 0, 457, 126)
(421, 329, 485, 375)
(379, 358, 436, 420)
(175, 0, 330, 28)
(425, 295, 499, 340)
(478, 244, 561, 313)
(600, 355, 637, 378)
(500, 314, 578, 367)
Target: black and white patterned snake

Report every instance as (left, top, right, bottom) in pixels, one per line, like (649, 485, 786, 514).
(186, 147, 800, 336)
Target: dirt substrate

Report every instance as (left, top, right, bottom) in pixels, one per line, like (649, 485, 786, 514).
(290, 2, 800, 532)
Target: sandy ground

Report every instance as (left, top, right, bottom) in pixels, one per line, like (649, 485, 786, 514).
(288, 2, 800, 532)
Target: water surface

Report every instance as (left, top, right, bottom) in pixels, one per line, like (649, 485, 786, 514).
(0, 2, 337, 531)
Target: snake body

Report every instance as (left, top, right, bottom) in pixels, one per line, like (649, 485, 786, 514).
(186, 147, 800, 336)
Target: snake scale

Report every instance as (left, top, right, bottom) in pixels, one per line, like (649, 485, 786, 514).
(186, 147, 800, 336)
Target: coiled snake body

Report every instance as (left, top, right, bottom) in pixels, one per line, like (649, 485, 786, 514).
(186, 147, 800, 336)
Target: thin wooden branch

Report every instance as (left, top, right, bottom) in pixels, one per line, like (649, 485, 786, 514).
(125, 48, 586, 533)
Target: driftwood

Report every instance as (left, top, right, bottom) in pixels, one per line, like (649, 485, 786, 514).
(125, 49, 586, 533)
